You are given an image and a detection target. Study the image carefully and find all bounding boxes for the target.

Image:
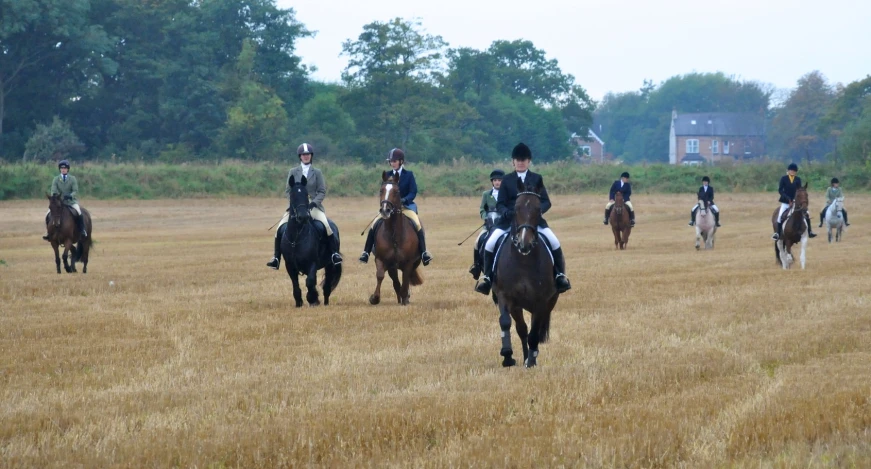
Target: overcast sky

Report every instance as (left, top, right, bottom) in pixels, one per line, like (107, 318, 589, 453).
(277, 0, 870, 103)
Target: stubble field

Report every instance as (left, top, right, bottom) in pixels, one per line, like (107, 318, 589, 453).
(1, 194, 870, 468)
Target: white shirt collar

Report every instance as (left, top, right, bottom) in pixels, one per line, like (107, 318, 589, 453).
(491, 188, 499, 199)
(300, 163, 311, 177)
(516, 170, 528, 182)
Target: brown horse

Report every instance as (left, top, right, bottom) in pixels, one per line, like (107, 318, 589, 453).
(492, 177, 558, 368)
(771, 182, 809, 269)
(610, 191, 631, 249)
(368, 171, 423, 305)
(46, 194, 92, 274)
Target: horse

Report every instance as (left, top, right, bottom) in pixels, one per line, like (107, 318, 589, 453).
(771, 183, 809, 269)
(825, 196, 845, 243)
(46, 194, 92, 274)
(610, 190, 631, 250)
(491, 177, 559, 368)
(368, 171, 423, 305)
(694, 200, 717, 250)
(280, 175, 342, 307)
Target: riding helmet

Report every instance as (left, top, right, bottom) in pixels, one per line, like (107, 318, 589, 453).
(831, 177, 839, 184)
(511, 142, 532, 160)
(489, 169, 505, 180)
(702, 176, 710, 182)
(58, 160, 70, 169)
(620, 171, 630, 179)
(787, 162, 798, 171)
(387, 148, 405, 162)
(297, 143, 314, 157)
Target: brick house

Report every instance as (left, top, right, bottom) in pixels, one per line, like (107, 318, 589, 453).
(570, 129, 606, 162)
(668, 111, 765, 165)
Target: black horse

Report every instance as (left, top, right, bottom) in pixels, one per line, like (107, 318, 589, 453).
(280, 175, 342, 306)
(491, 177, 559, 368)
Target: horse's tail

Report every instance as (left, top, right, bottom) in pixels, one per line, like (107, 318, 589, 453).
(409, 265, 424, 286)
(322, 261, 342, 291)
(536, 309, 553, 344)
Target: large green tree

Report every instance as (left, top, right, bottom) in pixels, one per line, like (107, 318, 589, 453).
(768, 71, 836, 164)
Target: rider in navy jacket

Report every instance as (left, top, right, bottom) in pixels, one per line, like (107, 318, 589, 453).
(603, 172, 635, 226)
(773, 162, 816, 239)
(688, 176, 721, 227)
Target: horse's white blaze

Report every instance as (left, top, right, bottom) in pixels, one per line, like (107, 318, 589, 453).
(383, 183, 393, 201)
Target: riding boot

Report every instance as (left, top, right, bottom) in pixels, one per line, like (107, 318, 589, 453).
(629, 210, 636, 227)
(76, 214, 88, 238)
(266, 235, 281, 269)
(819, 207, 826, 227)
(359, 219, 381, 263)
(714, 210, 721, 227)
(688, 207, 697, 226)
(805, 214, 817, 238)
(42, 214, 50, 241)
(327, 234, 342, 265)
(603, 208, 611, 225)
(475, 250, 495, 295)
(469, 246, 483, 279)
(417, 228, 433, 266)
(552, 248, 571, 294)
(843, 209, 850, 226)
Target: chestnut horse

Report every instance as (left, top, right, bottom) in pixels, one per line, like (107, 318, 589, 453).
(610, 191, 631, 249)
(492, 177, 558, 368)
(771, 183, 809, 269)
(368, 171, 423, 305)
(46, 194, 92, 274)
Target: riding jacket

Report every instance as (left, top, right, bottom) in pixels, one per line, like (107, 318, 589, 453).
(51, 174, 80, 206)
(286, 165, 326, 212)
(494, 171, 551, 230)
(697, 185, 715, 204)
(479, 189, 498, 220)
(778, 175, 802, 203)
(609, 180, 631, 202)
(825, 186, 843, 205)
(387, 168, 418, 207)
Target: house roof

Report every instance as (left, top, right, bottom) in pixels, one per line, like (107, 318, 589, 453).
(571, 129, 604, 145)
(673, 112, 764, 137)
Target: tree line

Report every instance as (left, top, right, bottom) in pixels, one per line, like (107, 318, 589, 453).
(1, 0, 869, 165)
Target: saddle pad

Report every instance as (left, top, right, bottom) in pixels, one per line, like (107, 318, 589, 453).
(491, 232, 555, 283)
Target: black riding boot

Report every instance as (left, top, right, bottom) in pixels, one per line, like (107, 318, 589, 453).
(552, 248, 571, 293)
(714, 210, 721, 227)
(359, 219, 381, 263)
(843, 209, 850, 226)
(417, 228, 433, 266)
(76, 214, 87, 237)
(819, 207, 827, 227)
(267, 224, 285, 269)
(688, 207, 698, 226)
(603, 208, 611, 225)
(469, 238, 484, 279)
(475, 250, 495, 295)
(43, 213, 51, 241)
(805, 215, 817, 238)
(327, 233, 342, 265)
(629, 210, 636, 227)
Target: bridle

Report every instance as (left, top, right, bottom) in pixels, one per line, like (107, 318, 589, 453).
(511, 191, 541, 255)
(379, 182, 401, 219)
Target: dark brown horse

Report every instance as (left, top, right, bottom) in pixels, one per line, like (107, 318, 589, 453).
(772, 182, 809, 269)
(492, 177, 558, 368)
(46, 194, 92, 274)
(368, 171, 423, 305)
(610, 191, 631, 249)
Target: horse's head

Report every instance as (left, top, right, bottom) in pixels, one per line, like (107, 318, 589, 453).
(379, 170, 402, 219)
(47, 193, 65, 228)
(511, 177, 542, 255)
(287, 174, 311, 223)
(613, 191, 624, 213)
(794, 182, 809, 214)
(698, 199, 711, 214)
(485, 211, 500, 230)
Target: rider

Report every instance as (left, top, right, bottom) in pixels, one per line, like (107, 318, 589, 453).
(359, 148, 433, 266)
(266, 143, 342, 269)
(688, 176, 721, 227)
(603, 172, 635, 227)
(475, 142, 571, 295)
(772, 162, 817, 240)
(819, 177, 850, 227)
(469, 169, 504, 279)
(43, 159, 87, 240)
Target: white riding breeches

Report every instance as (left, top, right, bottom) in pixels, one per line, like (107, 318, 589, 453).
(606, 200, 634, 211)
(777, 203, 790, 222)
(692, 203, 719, 212)
(484, 226, 560, 252)
(275, 207, 333, 238)
(46, 204, 81, 217)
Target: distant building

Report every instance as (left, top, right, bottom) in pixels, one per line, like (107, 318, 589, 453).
(668, 111, 765, 165)
(570, 129, 607, 163)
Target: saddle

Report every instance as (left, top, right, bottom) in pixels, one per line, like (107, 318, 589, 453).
(490, 231, 555, 284)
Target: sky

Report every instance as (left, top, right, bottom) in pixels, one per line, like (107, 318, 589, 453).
(277, 0, 871, 103)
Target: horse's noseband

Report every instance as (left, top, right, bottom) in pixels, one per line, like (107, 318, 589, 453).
(512, 223, 538, 255)
(380, 199, 398, 218)
(291, 203, 310, 222)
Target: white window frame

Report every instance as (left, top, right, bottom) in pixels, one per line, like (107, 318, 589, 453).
(579, 145, 591, 156)
(686, 139, 699, 154)
(711, 140, 719, 154)
(723, 140, 730, 154)
(744, 140, 751, 155)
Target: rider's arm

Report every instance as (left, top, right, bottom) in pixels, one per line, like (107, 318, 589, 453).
(402, 174, 417, 205)
(479, 192, 488, 220)
(608, 181, 617, 201)
(310, 169, 326, 207)
(625, 183, 632, 200)
(539, 176, 552, 214)
(778, 176, 789, 201)
(51, 177, 60, 196)
(826, 187, 834, 204)
(69, 176, 78, 199)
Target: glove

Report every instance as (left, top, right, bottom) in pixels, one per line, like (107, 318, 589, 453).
(308, 202, 317, 210)
(63, 195, 72, 201)
(502, 210, 514, 222)
(400, 198, 408, 206)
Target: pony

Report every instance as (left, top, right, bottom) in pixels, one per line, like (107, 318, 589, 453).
(46, 194, 92, 274)
(368, 171, 423, 305)
(609, 190, 631, 249)
(280, 175, 342, 306)
(694, 200, 717, 250)
(771, 183, 809, 269)
(825, 196, 845, 243)
(491, 177, 559, 368)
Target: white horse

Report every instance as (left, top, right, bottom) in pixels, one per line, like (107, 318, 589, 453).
(825, 196, 845, 243)
(694, 200, 717, 250)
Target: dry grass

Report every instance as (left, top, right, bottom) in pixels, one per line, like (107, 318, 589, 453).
(1, 194, 870, 468)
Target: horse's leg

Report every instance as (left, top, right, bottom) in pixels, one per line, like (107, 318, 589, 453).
(525, 309, 540, 368)
(612, 227, 619, 250)
(305, 265, 320, 306)
(323, 266, 333, 306)
(369, 258, 385, 305)
(80, 242, 88, 274)
(800, 236, 807, 270)
(398, 266, 412, 305)
(695, 226, 702, 250)
(387, 266, 402, 304)
(52, 242, 61, 274)
(498, 301, 516, 367)
(69, 243, 78, 273)
(511, 306, 529, 363)
(828, 224, 833, 243)
(284, 260, 304, 307)
(62, 244, 72, 273)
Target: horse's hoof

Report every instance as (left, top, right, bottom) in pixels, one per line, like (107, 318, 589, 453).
(502, 357, 516, 367)
(524, 358, 537, 368)
(369, 295, 380, 305)
(295, 300, 303, 308)
(308, 301, 320, 307)
(400, 298, 410, 306)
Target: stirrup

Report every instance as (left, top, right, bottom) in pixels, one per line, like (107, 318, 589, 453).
(331, 253, 343, 265)
(358, 251, 369, 263)
(555, 273, 571, 293)
(475, 276, 492, 295)
(266, 257, 280, 269)
(771, 233, 779, 240)
(603, 218, 609, 225)
(421, 251, 433, 266)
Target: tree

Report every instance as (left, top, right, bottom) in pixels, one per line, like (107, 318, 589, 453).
(768, 71, 836, 163)
(22, 117, 84, 162)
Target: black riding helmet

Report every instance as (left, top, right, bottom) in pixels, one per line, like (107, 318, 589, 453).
(788, 162, 798, 171)
(511, 142, 532, 160)
(489, 169, 505, 180)
(702, 176, 710, 182)
(621, 171, 630, 179)
(297, 143, 314, 161)
(831, 177, 840, 184)
(58, 159, 70, 169)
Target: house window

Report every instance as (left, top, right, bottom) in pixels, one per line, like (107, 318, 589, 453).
(711, 140, 719, 154)
(686, 139, 699, 153)
(723, 140, 730, 154)
(744, 140, 751, 155)
(580, 145, 591, 156)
